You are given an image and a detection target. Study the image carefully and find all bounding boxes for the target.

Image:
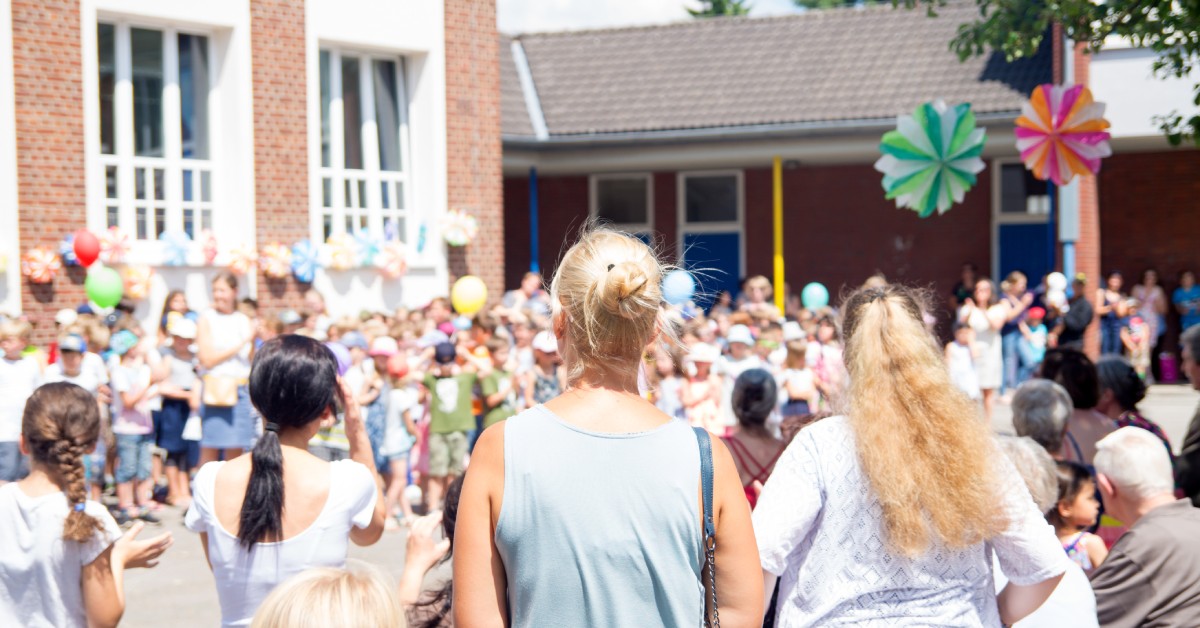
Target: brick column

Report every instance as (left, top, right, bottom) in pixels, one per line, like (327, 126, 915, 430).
(1073, 43, 1101, 358)
(12, 0, 87, 345)
(444, 0, 503, 301)
(250, 0, 309, 316)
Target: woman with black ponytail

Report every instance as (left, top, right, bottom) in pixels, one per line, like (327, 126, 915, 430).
(185, 335, 385, 627)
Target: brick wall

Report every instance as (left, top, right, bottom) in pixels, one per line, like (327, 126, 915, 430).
(250, 0, 308, 316)
(1074, 43, 1102, 357)
(12, 0, 87, 345)
(445, 0, 503, 301)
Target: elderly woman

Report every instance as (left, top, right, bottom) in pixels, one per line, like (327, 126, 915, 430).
(1037, 349, 1117, 466)
(992, 436, 1099, 628)
(1011, 379, 1074, 459)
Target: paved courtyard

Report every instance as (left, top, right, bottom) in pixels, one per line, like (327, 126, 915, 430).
(121, 385, 1198, 626)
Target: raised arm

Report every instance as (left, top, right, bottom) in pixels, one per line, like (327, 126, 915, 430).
(453, 424, 509, 628)
(342, 379, 387, 546)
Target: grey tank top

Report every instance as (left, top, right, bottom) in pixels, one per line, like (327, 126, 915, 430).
(495, 405, 704, 627)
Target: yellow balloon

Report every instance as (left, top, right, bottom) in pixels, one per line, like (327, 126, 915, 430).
(451, 275, 488, 316)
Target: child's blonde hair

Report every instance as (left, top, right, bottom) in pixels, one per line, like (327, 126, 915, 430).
(784, 340, 808, 369)
(550, 227, 669, 386)
(0, 319, 32, 341)
(251, 561, 405, 628)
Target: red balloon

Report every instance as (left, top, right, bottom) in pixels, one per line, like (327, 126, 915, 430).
(73, 230, 101, 268)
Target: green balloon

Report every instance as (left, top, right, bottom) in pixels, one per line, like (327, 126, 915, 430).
(85, 266, 124, 308)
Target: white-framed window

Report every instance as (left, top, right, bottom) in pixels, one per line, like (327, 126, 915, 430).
(994, 161, 1051, 221)
(589, 174, 653, 233)
(317, 47, 411, 243)
(676, 170, 745, 295)
(95, 21, 214, 241)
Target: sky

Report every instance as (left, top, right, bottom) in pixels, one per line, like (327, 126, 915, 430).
(497, 0, 803, 34)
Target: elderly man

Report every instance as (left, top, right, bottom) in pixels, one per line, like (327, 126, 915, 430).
(1011, 379, 1074, 458)
(1090, 427, 1200, 627)
(1178, 326, 1200, 506)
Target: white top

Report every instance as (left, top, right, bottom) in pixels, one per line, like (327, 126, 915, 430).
(947, 342, 982, 400)
(184, 459, 378, 627)
(0, 356, 41, 442)
(383, 387, 419, 456)
(0, 484, 122, 628)
(962, 305, 1003, 390)
(200, 309, 252, 379)
(44, 353, 109, 396)
(754, 416, 1069, 627)
(994, 556, 1098, 628)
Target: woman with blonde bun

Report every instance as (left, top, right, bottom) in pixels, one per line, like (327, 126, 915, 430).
(754, 285, 1070, 627)
(454, 228, 763, 627)
(250, 561, 404, 628)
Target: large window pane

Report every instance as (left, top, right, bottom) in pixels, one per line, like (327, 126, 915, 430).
(685, 175, 738, 223)
(596, 178, 649, 225)
(1000, 164, 1050, 215)
(178, 34, 210, 159)
(131, 28, 164, 157)
(341, 56, 363, 170)
(98, 23, 116, 154)
(319, 50, 331, 168)
(373, 60, 402, 171)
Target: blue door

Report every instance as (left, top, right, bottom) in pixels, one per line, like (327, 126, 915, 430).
(682, 232, 741, 308)
(998, 223, 1053, 285)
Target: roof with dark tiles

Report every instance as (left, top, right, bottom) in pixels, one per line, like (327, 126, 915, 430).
(502, 2, 1050, 140)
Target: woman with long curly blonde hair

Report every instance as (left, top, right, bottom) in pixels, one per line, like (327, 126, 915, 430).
(753, 285, 1070, 626)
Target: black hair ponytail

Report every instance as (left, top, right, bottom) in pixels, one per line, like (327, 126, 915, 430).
(238, 335, 342, 549)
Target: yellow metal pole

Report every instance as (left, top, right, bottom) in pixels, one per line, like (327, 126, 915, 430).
(773, 156, 785, 314)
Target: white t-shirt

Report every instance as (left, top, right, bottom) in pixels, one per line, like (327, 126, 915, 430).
(383, 386, 419, 456)
(0, 356, 41, 442)
(0, 484, 122, 628)
(754, 416, 1070, 627)
(994, 555, 1098, 627)
(184, 459, 378, 627)
(110, 363, 155, 436)
(44, 359, 108, 397)
(200, 309, 252, 379)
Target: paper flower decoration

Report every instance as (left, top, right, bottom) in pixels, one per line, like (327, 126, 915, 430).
(160, 231, 192, 267)
(58, 233, 79, 267)
(375, 242, 408, 280)
(1016, 84, 1112, 186)
(291, 239, 319, 283)
(0, 252, 7, 274)
(354, 231, 382, 267)
(200, 230, 219, 266)
(227, 244, 258, 276)
(21, 247, 62, 284)
(99, 227, 131, 264)
(873, 100, 986, 217)
(259, 242, 293, 280)
(325, 234, 357, 271)
(417, 222, 427, 254)
(441, 209, 478, 247)
(122, 264, 154, 301)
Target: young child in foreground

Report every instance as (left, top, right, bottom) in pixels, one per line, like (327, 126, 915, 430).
(1047, 461, 1108, 573)
(0, 382, 172, 628)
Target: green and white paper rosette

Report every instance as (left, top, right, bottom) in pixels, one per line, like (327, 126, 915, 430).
(873, 100, 986, 218)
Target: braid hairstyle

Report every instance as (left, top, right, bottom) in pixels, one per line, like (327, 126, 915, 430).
(22, 382, 106, 543)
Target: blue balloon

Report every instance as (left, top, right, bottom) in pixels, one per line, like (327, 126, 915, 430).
(453, 316, 472, 331)
(662, 270, 696, 306)
(801, 282, 830, 310)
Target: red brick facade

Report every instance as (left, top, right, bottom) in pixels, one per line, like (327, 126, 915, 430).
(1073, 44, 1102, 357)
(12, 0, 87, 345)
(445, 0, 504, 302)
(250, 0, 309, 316)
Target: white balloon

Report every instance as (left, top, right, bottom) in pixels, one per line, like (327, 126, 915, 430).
(403, 484, 424, 506)
(1047, 272, 1068, 291)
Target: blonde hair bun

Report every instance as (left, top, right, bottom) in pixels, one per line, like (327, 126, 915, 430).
(599, 260, 652, 321)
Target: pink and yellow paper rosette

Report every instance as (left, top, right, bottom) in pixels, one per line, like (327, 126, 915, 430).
(122, 264, 154, 301)
(1016, 84, 1112, 186)
(227, 244, 258, 276)
(325, 234, 357, 271)
(441, 209, 478, 247)
(99, 226, 130, 264)
(258, 243, 293, 280)
(200, 230, 219, 266)
(375, 242, 408, 279)
(21, 247, 62, 284)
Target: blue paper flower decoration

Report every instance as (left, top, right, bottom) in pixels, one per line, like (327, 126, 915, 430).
(291, 239, 319, 284)
(353, 231, 382, 267)
(159, 230, 192, 267)
(59, 233, 79, 266)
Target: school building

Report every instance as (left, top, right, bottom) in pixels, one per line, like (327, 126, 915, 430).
(499, 3, 1200, 349)
(1, 0, 503, 343)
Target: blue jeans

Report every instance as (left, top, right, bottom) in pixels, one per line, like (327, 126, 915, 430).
(115, 433, 154, 484)
(0, 441, 27, 482)
(1101, 322, 1123, 355)
(1001, 331, 1022, 393)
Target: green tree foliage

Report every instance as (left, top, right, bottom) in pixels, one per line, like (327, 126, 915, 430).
(689, 0, 753, 17)
(900, 0, 1200, 146)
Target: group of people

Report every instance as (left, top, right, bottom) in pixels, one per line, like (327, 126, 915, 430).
(2, 227, 1200, 627)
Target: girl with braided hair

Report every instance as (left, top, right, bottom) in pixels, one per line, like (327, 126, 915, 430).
(0, 382, 173, 627)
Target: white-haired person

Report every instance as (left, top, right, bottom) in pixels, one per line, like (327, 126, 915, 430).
(250, 561, 404, 628)
(1090, 427, 1200, 627)
(754, 285, 1069, 626)
(454, 228, 763, 626)
(1011, 379, 1074, 460)
(992, 436, 1098, 628)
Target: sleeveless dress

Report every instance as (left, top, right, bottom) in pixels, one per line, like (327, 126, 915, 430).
(721, 435, 784, 509)
(495, 405, 704, 627)
(963, 305, 1002, 390)
(1062, 532, 1095, 572)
